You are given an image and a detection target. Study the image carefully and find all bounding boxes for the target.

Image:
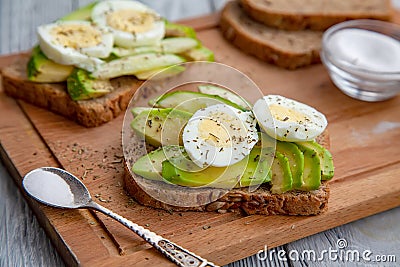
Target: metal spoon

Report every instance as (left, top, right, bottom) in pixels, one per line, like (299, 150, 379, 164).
(22, 167, 218, 267)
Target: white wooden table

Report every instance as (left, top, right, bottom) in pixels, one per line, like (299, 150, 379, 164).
(1, 1, 399, 266)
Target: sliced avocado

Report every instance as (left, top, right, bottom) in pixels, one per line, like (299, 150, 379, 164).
(162, 154, 246, 189)
(132, 145, 184, 181)
(165, 21, 197, 38)
(198, 84, 250, 109)
(181, 46, 215, 62)
(238, 146, 272, 187)
(27, 46, 74, 83)
(112, 38, 199, 58)
(59, 1, 98, 21)
(161, 161, 240, 188)
(135, 65, 185, 80)
(270, 151, 293, 194)
(112, 46, 157, 57)
(276, 141, 304, 189)
(161, 145, 271, 188)
(297, 145, 321, 191)
(296, 141, 334, 180)
(91, 53, 186, 80)
(161, 37, 199, 53)
(67, 68, 112, 100)
(130, 108, 192, 147)
(131, 107, 152, 117)
(151, 91, 247, 113)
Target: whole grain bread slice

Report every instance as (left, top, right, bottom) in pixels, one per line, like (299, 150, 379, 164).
(1, 55, 142, 127)
(220, 1, 323, 70)
(123, 131, 331, 216)
(240, 0, 393, 31)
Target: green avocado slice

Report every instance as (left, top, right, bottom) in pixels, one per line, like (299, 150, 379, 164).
(296, 141, 334, 180)
(297, 145, 321, 191)
(236, 146, 272, 187)
(67, 68, 112, 100)
(197, 84, 250, 110)
(130, 108, 192, 147)
(270, 151, 293, 194)
(161, 146, 271, 189)
(150, 91, 247, 113)
(276, 141, 304, 189)
(161, 156, 246, 189)
(91, 53, 186, 80)
(112, 37, 199, 57)
(27, 46, 74, 83)
(132, 146, 184, 181)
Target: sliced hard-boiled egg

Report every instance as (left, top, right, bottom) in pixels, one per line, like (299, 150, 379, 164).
(37, 20, 113, 72)
(91, 0, 165, 48)
(253, 95, 328, 142)
(182, 104, 258, 168)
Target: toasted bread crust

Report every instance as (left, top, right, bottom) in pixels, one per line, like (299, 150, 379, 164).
(123, 130, 331, 216)
(220, 1, 323, 70)
(240, 0, 393, 31)
(1, 55, 141, 127)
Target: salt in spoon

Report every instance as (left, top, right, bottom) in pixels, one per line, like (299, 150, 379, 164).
(22, 167, 218, 267)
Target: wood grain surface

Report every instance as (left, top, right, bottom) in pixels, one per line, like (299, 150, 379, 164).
(1, 1, 400, 267)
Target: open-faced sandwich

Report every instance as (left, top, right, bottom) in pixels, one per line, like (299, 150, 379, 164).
(124, 85, 334, 216)
(1, 0, 214, 127)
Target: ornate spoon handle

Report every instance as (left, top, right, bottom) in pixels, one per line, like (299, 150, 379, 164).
(87, 201, 219, 267)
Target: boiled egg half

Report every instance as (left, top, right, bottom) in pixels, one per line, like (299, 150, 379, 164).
(183, 104, 258, 168)
(37, 20, 113, 72)
(91, 0, 165, 48)
(253, 95, 327, 142)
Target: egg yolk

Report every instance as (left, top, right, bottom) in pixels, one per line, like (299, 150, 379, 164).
(107, 10, 154, 33)
(199, 118, 232, 147)
(51, 24, 102, 49)
(269, 104, 310, 123)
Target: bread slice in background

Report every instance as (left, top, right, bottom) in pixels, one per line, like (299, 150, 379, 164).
(220, 1, 323, 69)
(1, 55, 141, 127)
(241, 0, 393, 31)
(123, 131, 331, 216)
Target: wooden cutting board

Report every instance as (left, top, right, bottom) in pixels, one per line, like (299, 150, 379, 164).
(1, 14, 400, 267)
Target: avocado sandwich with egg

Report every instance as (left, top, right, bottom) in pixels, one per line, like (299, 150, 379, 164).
(124, 85, 334, 216)
(1, 0, 214, 127)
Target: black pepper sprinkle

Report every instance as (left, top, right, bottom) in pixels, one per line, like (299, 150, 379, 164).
(254, 154, 260, 162)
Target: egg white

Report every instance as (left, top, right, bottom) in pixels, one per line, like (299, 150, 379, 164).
(253, 95, 327, 142)
(182, 104, 258, 168)
(37, 20, 113, 72)
(91, 0, 165, 48)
